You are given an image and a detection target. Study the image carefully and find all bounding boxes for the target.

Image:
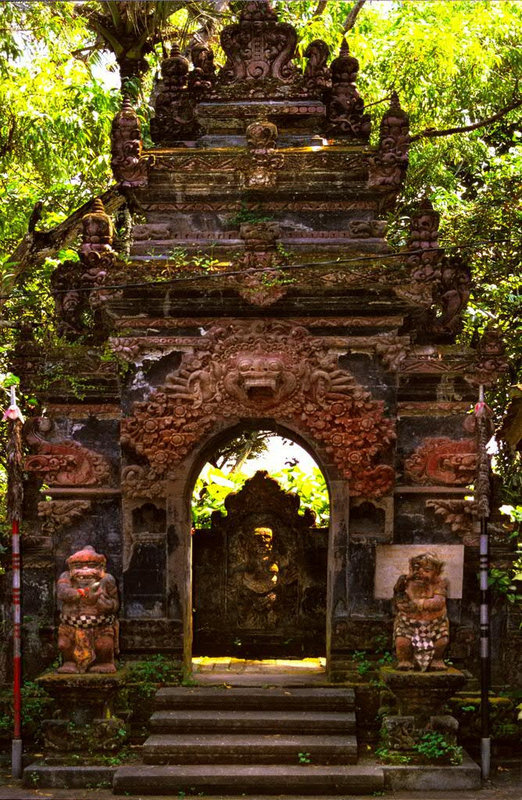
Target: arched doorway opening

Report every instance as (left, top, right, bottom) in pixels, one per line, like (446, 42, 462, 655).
(190, 429, 330, 664)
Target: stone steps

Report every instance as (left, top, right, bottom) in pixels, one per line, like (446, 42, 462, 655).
(150, 709, 356, 735)
(142, 733, 358, 765)
(113, 763, 384, 796)
(154, 686, 355, 711)
(113, 684, 384, 796)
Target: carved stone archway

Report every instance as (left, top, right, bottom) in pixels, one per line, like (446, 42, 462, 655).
(120, 319, 396, 675)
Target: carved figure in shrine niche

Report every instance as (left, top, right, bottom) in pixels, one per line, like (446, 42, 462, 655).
(393, 552, 449, 672)
(229, 526, 295, 630)
(57, 546, 119, 674)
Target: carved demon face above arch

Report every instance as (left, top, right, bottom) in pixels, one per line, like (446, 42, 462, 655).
(120, 320, 395, 497)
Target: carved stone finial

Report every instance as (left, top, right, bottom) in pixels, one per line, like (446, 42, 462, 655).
(325, 38, 370, 139)
(188, 43, 216, 97)
(57, 546, 119, 674)
(111, 97, 147, 187)
(304, 39, 331, 91)
(369, 91, 409, 188)
(151, 43, 200, 143)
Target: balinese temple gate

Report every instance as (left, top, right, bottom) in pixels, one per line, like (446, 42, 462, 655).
(15, 0, 509, 690)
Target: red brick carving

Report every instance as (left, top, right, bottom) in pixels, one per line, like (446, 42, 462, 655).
(121, 321, 395, 497)
(404, 437, 477, 485)
(25, 418, 111, 487)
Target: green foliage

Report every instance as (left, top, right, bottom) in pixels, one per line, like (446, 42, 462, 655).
(192, 463, 329, 528)
(374, 745, 411, 765)
(412, 731, 463, 765)
(297, 751, 311, 764)
(127, 655, 180, 696)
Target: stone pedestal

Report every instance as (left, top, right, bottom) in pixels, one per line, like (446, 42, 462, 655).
(379, 667, 467, 763)
(37, 671, 128, 753)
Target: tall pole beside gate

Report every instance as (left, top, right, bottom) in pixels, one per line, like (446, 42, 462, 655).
(475, 386, 492, 781)
(3, 385, 24, 778)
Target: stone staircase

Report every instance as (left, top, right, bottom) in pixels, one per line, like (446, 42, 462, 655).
(113, 686, 384, 795)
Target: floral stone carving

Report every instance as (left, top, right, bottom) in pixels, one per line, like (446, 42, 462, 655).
(426, 499, 478, 546)
(325, 39, 370, 140)
(57, 546, 119, 674)
(393, 552, 449, 671)
(25, 417, 111, 487)
(38, 500, 92, 535)
(404, 437, 477, 485)
(121, 320, 396, 497)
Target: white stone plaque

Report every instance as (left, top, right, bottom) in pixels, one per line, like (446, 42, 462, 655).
(374, 544, 464, 599)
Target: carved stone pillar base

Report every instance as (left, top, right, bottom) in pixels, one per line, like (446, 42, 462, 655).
(37, 672, 128, 753)
(379, 667, 466, 763)
(381, 667, 467, 721)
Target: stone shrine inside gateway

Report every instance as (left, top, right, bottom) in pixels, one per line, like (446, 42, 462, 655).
(12, 0, 513, 690)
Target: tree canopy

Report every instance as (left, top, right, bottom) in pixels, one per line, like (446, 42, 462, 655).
(0, 0, 520, 501)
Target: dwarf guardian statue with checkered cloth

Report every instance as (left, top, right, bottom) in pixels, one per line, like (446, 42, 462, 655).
(57, 546, 119, 674)
(393, 552, 449, 672)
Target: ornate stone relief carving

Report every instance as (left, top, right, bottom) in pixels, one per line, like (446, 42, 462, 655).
(51, 199, 116, 337)
(121, 320, 396, 497)
(121, 465, 166, 499)
(467, 327, 508, 387)
(425, 499, 478, 546)
(217, 1, 300, 95)
(25, 418, 112, 487)
(241, 120, 284, 189)
(325, 39, 370, 140)
(236, 221, 288, 306)
(369, 92, 409, 188)
(38, 499, 92, 535)
(404, 437, 477, 486)
(110, 97, 148, 187)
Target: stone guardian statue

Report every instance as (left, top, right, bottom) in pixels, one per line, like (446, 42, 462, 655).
(57, 546, 119, 673)
(393, 552, 449, 672)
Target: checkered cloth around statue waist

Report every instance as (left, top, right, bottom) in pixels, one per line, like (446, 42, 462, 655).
(394, 614, 449, 647)
(60, 614, 116, 629)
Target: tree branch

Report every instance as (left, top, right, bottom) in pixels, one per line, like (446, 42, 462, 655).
(3, 186, 125, 306)
(313, 1, 328, 17)
(343, 0, 367, 33)
(410, 98, 522, 143)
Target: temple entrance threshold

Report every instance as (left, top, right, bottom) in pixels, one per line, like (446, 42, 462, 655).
(192, 656, 327, 685)
(190, 431, 330, 666)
